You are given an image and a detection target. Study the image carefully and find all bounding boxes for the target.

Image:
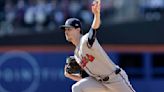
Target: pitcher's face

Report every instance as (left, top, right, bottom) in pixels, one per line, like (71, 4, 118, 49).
(64, 27, 78, 42)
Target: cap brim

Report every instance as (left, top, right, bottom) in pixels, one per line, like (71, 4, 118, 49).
(60, 25, 74, 30)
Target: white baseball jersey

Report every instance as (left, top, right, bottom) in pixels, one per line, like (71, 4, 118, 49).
(74, 33, 117, 76)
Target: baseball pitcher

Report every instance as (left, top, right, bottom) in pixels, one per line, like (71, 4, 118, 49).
(61, 0, 136, 92)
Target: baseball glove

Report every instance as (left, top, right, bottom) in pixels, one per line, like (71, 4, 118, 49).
(66, 56, 81, 74)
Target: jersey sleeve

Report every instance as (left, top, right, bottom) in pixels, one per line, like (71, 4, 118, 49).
(87, 28, 97, 48)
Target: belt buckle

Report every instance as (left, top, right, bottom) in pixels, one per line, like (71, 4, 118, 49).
(97, 76, 109, 82)
(102, 76, 109, 81)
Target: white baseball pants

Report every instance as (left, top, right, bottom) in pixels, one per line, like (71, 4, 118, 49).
(71, 69, 135, 92)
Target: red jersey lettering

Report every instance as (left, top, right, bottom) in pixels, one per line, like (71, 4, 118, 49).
(81, 54, 95, 67)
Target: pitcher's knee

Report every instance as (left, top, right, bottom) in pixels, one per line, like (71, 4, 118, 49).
(72, 83, 81, 92)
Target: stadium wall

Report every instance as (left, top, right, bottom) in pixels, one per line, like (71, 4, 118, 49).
(0, 45, 164, 92)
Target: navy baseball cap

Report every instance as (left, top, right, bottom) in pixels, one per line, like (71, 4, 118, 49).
(60, 18, 81, 30)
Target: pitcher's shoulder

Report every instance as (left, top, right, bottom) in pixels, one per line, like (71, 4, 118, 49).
(81, 33, 89, 41)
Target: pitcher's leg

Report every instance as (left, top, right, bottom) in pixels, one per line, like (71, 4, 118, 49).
(72, 77, 109, 92)
(103, 69, 135, 92)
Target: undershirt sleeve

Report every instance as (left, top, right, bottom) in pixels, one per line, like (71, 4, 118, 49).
(87, 28, 97, 48)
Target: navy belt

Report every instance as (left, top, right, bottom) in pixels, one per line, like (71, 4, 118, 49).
(99, 68, 121, 82)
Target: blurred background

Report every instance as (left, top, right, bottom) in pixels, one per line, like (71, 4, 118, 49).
(0, 0, 164, 92)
